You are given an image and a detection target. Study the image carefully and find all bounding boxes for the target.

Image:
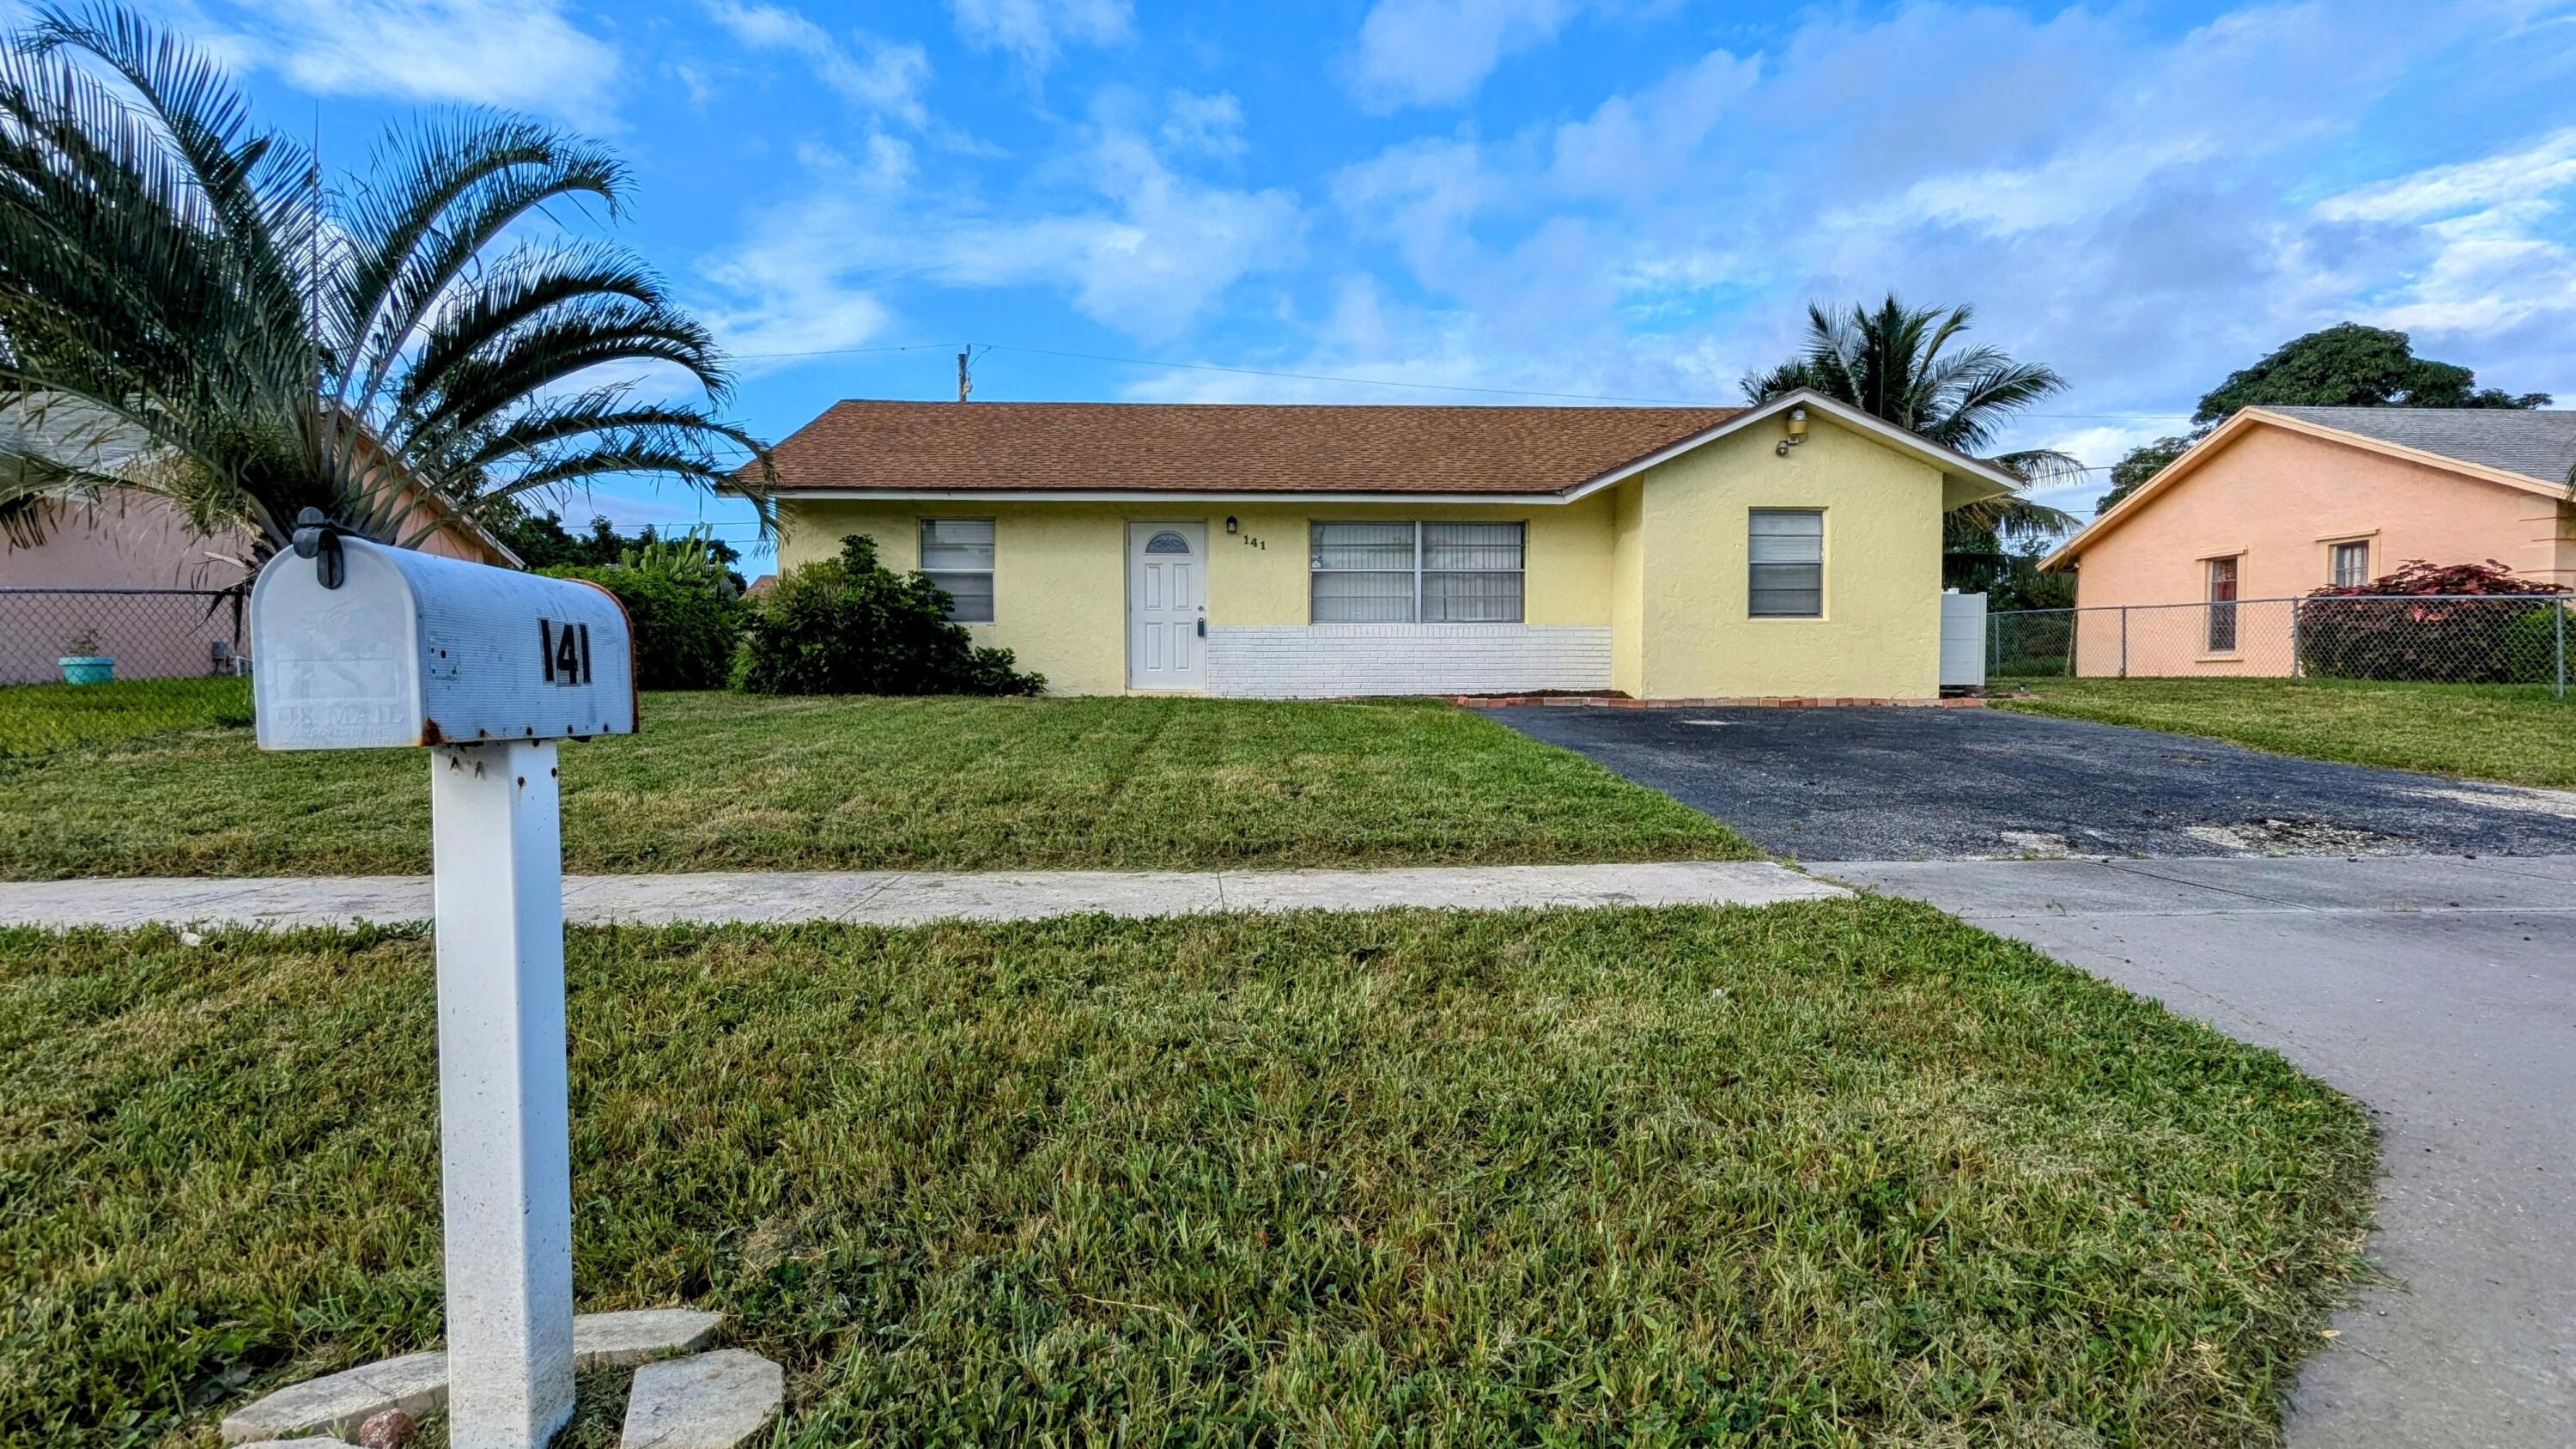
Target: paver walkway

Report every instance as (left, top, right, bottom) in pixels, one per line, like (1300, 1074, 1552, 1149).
(0, 860, 1840, 930)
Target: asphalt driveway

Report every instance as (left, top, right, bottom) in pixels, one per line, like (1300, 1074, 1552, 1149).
(1484, 704, 2576, 860)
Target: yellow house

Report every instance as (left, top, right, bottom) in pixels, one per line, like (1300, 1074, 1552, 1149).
(753, 390, 2013, 700)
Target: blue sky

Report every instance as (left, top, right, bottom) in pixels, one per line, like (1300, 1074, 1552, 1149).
(110, 0, 2576, 565)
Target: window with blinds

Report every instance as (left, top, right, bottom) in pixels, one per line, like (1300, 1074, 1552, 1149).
(2206, 555, 2239, 652)
(2330, 539, 2369, 588)
(1309, 521, 1526, 623)
(920, 518, 995, 623)
(1748, 509, 1824, 618)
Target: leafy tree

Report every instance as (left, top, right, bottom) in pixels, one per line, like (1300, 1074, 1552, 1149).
(2192, 323, 2549, 425)
(1941, 524, 2074, 612)
(539, 563, 740, 690)
(737, 535, 1044, 697)
(2093, 434, 2196, 514)
(618, 523, 742, 600)
(485, 502, 744, 589)
(2091, 324, 2551, 516)
(0, 4, 770, 564)
(1742, 296, 2079, 541)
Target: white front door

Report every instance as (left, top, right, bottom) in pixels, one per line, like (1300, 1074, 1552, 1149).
(1127, 522, 1206, 691)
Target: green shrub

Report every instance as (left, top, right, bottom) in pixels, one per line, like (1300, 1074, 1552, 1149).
(735, 534, 1044, 697)
(2293, 560, 2568, 685)
(539, 565, 739, 690)
(2295, 599, 2568, 685)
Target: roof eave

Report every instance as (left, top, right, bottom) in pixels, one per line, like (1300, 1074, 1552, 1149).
(2040, 406, 2572, 571)
(748, 486, 1586, 505)
(747, 389, 2024, 503)
(1559, 388, 2024, 502)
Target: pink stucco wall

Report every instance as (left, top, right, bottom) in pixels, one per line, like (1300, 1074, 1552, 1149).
(0, 496, 506, 685)
(2063, 423, 2576, 677)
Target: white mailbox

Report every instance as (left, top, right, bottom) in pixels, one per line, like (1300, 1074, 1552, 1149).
(252, 533, 635, 750)
(248, 514, 636, 1449)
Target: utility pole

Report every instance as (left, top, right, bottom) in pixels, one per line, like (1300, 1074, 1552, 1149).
(957, 346, 972, 403)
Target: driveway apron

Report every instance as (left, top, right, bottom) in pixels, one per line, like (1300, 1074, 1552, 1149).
(1828, 855, 2576, 1449)
(1480, 706, 2576, 1446)
(1481, 704, 2576, 861)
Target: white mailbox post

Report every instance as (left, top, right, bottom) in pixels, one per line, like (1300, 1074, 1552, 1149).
(252, 515, 635, 1449)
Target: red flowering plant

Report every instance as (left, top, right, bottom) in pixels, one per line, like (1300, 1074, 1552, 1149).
(2296, 560, 2569, 684)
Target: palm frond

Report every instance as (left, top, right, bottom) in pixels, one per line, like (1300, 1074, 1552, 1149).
(335, 111, 628, 411)
(0, 3, 763, 563)
(1947, 492, 2078, 540)
(1744, 290, 2077, 508)
(1739, 358, 1817, 403)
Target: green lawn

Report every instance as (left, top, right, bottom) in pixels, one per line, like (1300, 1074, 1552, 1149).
(3, 900, 2374, 1448)
(0, 677, 252, 760)
(0, 693, 1748, 880)
(2000, 677, 2576, 788)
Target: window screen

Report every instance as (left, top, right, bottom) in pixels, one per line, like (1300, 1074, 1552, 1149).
(920, 518, 995, 623)
(1748, 510, 1824, 618)
(2330, 540, 2369, 588)
(1309, 521, 1526, 623)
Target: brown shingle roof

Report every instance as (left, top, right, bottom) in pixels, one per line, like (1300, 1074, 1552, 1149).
(750, 400, 1745, 496)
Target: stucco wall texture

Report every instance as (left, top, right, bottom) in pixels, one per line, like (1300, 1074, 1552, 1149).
(1, 496, 517, 684)
(2066, 423, 2576, 678)
(775, 413, 1952, 700)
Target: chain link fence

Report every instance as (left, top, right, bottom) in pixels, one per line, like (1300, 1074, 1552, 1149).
(0, 587, 254, 758)
(1990, 594, 2573, 697)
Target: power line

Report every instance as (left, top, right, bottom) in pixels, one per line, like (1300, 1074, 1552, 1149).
(730, 340, 968, 361)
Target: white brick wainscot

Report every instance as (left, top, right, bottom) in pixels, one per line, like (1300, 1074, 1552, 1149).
(1204, 624, 1612, 698)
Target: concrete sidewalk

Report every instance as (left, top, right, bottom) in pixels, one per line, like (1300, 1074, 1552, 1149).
(0, 859, 1842, 930)
(1827, 854, 2576, 1449)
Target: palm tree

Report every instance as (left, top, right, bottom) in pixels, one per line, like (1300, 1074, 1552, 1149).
(1742, 295, 2079, 539)
(0, 3, 769, 566)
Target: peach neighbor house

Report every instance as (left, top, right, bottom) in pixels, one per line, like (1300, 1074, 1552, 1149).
(0, 400, 519, 684)
(2042, 406, 2576, 676)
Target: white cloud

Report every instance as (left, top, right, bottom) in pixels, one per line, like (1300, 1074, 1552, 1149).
(1160, 92, 1246, 159)
(950, 0, 1131, 77)
(1347, 0, 1581, 110)
(698, 137, 912, 362)
(197, 0, 623, 126)
(702, 117, 1302, 355)
(682, 0, 2573, 450)
(1308, 0, 2574, 472)
(2315, 128, 2576, 223)
(705, 3, 931, 125)
(1546, 48, 1759, 202)
(2297, 126, 2576, 389)
(1333, 135, 1506, 286)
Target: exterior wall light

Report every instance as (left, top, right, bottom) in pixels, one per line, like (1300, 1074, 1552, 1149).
(1777, 405, 1810, 457)
(1224, 515, 1239, 533)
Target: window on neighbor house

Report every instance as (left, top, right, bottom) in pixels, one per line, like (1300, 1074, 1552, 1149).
(2331, 539, 2370, 589)
(1309, 521, 1526, 623)
(920, 518, 995, 623)
(1747, 509, 1824, 618)
(2206, 555, 2240, 652)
